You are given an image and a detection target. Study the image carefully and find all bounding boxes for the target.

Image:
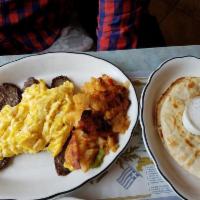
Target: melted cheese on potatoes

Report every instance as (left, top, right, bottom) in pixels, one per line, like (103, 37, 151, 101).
(0, 80, 79, 160)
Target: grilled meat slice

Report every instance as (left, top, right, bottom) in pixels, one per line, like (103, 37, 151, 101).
(51, 76, 70, 88)
(23, 77, 39, 89)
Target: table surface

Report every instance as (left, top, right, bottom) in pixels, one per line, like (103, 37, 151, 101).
(1, 45, 200, 72)
(0, 45, 198, 200)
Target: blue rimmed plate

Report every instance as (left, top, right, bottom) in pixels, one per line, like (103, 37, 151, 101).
(0, 52, 138, 200)
(140, 56, 200, 200)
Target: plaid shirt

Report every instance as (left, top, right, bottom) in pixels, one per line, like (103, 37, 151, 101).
(0, 0, 142, 53)
(0, 0, 64, 54)
(97, 0, 142, 50)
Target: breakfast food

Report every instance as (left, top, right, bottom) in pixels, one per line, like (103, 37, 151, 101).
(64, 110, 116, 171)
(156, 77, 200, 178)
(23, 77, 39, 89)
(51, 76, 70, 88)
(56, 75, 130, 173)
(0, 157, 12, 170)
(0, 75, 131, 175)
(54, 139, 71, 176)
(0, 83, 22, 109)
(82, 75, 130, 133)
(0, 83, 22, 170)
(0, 79, 76, 160)
(53, 76, 73, 176)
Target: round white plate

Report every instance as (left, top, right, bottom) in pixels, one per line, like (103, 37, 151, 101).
(0, 52, 138, 200)
(140, 56, 200, 200)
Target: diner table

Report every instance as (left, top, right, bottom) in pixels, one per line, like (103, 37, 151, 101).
(1, 45, 199, 200)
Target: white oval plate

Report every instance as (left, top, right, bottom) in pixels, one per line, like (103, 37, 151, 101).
(0, 52, 138, 200)
(140, 56, 200, 200)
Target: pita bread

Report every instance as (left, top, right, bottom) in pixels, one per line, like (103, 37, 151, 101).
(156, 77, 200, 178)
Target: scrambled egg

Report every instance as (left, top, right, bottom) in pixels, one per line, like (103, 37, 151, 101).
(0, 80, 78, 160)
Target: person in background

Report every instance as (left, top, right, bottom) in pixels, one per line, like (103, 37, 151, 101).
(97, 0, 143, 50)
(0, 0, 145, 54)
(0, 0, 71, 54)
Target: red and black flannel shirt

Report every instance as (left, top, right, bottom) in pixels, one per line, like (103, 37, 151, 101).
(0, 0, 65, 54)
(0, 0, 143, 53)
(97, 0, 143, 50)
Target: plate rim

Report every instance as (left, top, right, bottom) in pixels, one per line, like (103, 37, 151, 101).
(140, 55, 200, 200)
(0, 51, 139, 200)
